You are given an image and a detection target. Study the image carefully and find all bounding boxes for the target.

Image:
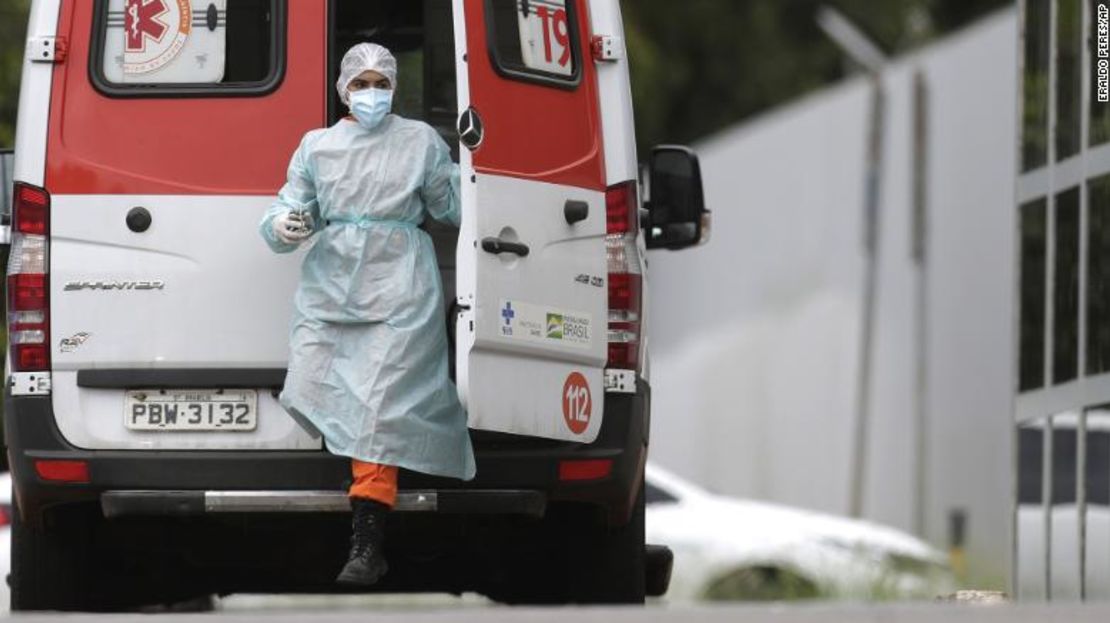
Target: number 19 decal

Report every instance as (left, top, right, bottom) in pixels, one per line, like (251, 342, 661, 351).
(517, 0, 574, 77)
(562, 371, 591, 435)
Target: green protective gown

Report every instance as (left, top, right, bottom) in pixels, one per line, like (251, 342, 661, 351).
(260, 115, 475, 480)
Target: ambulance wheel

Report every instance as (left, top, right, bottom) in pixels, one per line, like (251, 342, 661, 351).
(11, 502, 210, 612)
(10, 502, 104, 611)
(490, 485, 646, 605)
(566, 485, 647, 604)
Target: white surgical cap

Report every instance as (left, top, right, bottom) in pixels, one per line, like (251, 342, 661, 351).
(337, 43, 398, 107)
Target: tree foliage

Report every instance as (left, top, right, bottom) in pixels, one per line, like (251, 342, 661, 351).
(0, 0, 30, 147)
(622, 0, 1010, 153)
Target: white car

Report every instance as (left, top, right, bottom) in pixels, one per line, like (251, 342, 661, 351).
(646, 464, 954, 601)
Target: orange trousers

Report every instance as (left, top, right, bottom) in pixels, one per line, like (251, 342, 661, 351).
(348, 459, 399, 508)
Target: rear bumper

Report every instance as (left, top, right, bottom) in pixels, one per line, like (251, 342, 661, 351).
(4, 380, 649, 525)
(100, 488, 546, 518)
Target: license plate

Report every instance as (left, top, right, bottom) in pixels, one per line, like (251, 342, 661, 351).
(124, 389, 258, 431)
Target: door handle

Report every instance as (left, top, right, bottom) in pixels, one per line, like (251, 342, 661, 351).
(564, 200, 589, 225)
(481, 237, 530, 257)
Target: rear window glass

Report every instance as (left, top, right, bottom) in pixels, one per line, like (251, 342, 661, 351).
(486, 0, 581, 87)
(93, 0, 282, 94)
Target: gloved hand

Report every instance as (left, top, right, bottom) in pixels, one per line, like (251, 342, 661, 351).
(273, 210, 315, 245)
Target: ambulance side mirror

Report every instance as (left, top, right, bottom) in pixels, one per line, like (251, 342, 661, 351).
(643, 145, 709, 251)
(0, 149, 13, 246)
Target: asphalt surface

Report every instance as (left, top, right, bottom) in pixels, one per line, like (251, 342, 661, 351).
(4, 602, 1110, 622)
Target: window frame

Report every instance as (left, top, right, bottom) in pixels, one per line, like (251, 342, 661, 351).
(88, 0, 287, 98)
(483, 0, 583, 90)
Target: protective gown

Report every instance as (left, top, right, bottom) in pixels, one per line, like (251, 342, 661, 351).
(260, 115, 476, 481)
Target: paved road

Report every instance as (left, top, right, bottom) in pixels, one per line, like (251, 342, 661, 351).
(5, 602, 1110, 622)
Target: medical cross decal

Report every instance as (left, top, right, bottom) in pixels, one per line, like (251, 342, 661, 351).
(126, 0, 170, 53)
(502, 302, 516, 326)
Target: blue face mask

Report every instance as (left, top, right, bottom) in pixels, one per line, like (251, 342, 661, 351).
(349, 88, 394, 130)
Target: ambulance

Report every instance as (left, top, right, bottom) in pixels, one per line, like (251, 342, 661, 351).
(2, 0, 707, 610)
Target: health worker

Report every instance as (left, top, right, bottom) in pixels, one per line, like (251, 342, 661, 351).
(259, 42, 475, 587)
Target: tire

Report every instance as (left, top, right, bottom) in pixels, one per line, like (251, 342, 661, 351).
(566, 485, 646, 604)
(10, 502, 101, 611)
(10, 500, 212, 612)
(490, 484, 646, 605)
(701, 566, 821, 601)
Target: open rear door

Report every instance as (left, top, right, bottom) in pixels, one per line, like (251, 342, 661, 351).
(454, 0, 608, 442)
(43, 0, 327, 451)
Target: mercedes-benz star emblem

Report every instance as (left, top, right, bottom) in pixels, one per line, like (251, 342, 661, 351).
(458, 107, 484, 151)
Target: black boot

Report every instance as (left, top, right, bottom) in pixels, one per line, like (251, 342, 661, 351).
(336, 498, 390, 586)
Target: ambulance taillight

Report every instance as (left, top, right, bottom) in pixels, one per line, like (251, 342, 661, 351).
(8, 182, 51, 372)
(605, 181, 642, 372)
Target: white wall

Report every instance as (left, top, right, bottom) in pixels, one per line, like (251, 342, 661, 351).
(646, 9, 1017, 585)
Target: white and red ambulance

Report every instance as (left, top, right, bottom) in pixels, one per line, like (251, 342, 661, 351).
(2, 0, 707, 610)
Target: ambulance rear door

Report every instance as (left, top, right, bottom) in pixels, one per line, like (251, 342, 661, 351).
(43, 0, 328, 451)
(454, 0, 608, 443)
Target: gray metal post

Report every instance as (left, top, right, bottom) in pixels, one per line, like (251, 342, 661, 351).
(911, 70, 930, 537)
(816, 5, 889, 520)
(849, 79, 885, 519)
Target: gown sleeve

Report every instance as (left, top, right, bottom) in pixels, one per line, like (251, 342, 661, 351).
(420, 128, 462, 228)
(260, 132, 323, 254)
